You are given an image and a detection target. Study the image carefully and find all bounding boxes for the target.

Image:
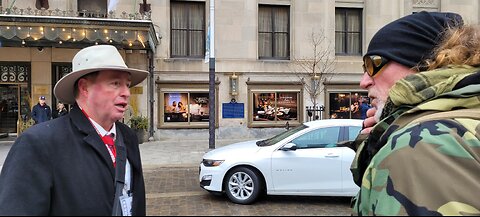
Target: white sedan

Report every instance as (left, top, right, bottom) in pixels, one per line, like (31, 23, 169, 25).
(199, 119, 362, 204)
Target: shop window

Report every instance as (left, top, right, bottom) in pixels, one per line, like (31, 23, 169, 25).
(329, 92, 369, 119)
(164, 92, 210, 123)
(162, 92, 211, 126)
(164, 93, 189, 122)
(250, 88, 301, 127)
(253, 92, 298, 122)
(157, 81, 219, 128)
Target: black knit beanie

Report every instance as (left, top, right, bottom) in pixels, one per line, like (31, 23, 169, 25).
(365, 11, 464, 71)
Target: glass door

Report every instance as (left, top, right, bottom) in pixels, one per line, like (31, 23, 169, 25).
(0, 62, 31, 134)
(19, 84, 31, 122)
(52, 64, 72, 111)
(0, 85, 19, 133)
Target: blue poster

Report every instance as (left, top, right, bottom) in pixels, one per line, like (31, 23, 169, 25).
(222, 103, 244, 119)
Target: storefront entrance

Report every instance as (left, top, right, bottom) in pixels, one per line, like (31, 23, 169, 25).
(0, 84, 30, 133)
(0, 62, 31, 134)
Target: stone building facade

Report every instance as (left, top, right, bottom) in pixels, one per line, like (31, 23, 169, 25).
(0, 0, 479, 141)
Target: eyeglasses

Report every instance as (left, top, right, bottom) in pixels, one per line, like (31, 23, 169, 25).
(362, 55, 389, 78)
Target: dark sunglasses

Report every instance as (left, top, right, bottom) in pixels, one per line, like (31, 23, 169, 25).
(362, 55, 389, 78)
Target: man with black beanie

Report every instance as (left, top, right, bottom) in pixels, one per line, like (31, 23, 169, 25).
(360, 11, 463, 134)
(350, 11, 480, 215)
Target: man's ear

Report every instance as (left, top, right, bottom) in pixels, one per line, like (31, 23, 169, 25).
(77, 78, 89, 97)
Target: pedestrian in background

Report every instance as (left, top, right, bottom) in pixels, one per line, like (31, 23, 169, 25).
(0, 45, 148, 215)
(358, 97, 370, 120)
(31, 96, 51, 124)
(52, 102, 68, 119)
(350, 11, 480, 215)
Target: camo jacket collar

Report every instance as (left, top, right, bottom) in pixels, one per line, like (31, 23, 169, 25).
(352, 66, 480, 186)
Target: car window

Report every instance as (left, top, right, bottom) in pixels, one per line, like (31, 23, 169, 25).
(348, 126, 362, 141)
(291, 127, 340, 149)
(257, 124, 308, 146)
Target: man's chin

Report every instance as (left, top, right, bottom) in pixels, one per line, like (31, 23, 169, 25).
(112, 114, 124, 123)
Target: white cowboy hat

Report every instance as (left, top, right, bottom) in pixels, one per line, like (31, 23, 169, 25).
(54, 45, 148, 105)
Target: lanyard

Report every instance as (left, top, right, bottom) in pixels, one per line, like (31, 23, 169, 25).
(80, 108, 117, 165)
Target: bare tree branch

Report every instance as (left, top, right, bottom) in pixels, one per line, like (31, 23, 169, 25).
(290, 28, 337, 107)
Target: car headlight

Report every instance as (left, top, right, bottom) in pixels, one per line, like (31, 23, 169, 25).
(202, 159, 225, 167)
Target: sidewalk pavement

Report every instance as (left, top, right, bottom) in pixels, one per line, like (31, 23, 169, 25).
(140, 138, 249, 169)
(0, 137, 252, 170)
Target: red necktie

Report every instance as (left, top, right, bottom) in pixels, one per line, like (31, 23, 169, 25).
(101, 134, 116, 166)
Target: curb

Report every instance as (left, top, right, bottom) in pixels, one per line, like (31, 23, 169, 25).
(143, 164, 199, 170)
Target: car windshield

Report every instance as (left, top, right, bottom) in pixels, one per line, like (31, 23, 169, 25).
(256, 124, 308, 147)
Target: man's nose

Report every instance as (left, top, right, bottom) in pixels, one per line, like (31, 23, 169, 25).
(120, 85, 131, 98)
(360, 73, 374, 90)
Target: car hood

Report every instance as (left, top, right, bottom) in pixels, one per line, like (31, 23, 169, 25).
(203, 140, 262, 160)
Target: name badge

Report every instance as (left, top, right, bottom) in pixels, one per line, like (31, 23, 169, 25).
(120, 195, 133, 216)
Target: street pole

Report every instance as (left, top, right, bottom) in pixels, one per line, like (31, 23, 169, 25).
(148, 50, 155, 141)
(208, 0, 216, 149)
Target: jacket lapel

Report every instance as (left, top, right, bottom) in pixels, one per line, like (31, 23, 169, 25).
(70, 105, 115, 178)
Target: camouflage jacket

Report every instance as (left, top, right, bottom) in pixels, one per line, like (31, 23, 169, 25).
(351, 65, 480, 216)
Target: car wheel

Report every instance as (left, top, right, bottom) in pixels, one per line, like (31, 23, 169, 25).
(224, 167, 263, 205)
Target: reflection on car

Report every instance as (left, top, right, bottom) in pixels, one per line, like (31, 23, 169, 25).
(199, 119, 362, 204)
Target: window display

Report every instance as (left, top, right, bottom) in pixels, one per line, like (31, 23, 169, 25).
(163, 92, 210, 124)
(189, 93, 209, 122)
(329, 92, 369, 119)
(253, 92, 298, 122)
(164, 93, 188, 122)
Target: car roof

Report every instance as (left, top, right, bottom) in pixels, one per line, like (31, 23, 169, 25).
(303, 119, 363, 128)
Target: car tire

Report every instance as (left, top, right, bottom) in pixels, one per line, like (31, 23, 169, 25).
(224, 167, 263, 205)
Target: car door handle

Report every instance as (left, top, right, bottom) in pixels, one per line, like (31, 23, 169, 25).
(325, 154, 340, 158)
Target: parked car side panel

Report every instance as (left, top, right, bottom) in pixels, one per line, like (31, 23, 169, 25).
(199, 119, 363, 202)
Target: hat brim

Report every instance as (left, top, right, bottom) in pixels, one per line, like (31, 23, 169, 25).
(54, 67, 148, 105)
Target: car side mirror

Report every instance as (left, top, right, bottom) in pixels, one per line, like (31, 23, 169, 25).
(281, 143, 297, 151)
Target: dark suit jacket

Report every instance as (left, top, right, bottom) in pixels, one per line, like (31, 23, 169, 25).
(0, 105, 146, 216)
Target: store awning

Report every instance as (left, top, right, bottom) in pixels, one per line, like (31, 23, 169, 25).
(0, 10, 159, 52)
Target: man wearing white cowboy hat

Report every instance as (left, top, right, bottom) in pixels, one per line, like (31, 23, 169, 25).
(0, 45, 147, 215)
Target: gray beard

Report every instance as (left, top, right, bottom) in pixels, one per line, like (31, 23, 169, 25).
(374, 100, 385, 123)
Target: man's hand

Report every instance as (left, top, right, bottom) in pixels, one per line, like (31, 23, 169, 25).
(361, 107, 377, 134)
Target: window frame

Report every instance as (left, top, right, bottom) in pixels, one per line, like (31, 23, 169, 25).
(326, 89, 369, 120)
(248, 83, 303, 128)
(170, 1, 206, 58)
(51, 63, 72, 111)
(335, 8, 362, 56)
(258, 4, 290, 60)
(157, 82, 218, 129)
